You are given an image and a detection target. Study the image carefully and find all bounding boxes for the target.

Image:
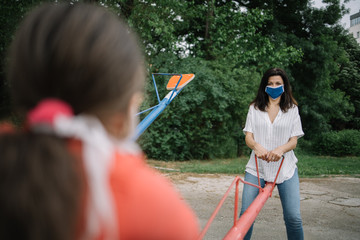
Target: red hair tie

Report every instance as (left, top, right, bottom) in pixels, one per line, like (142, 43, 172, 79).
(27, 99, 73, 127)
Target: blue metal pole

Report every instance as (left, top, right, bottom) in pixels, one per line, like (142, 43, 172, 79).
(133, 90, 178, 140)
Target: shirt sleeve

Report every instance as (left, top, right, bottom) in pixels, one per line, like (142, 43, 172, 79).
(290, 106, 304, 139)
(243, 105, 253, 135)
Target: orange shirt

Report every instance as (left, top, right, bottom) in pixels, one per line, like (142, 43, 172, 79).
(0, 121, 200, 240)
(109, 152, 200, 240)
(68, 137, 200, 240)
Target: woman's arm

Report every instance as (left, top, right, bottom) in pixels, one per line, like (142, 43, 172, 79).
(267, 136, 298, 162)
(246, 132, 298, 162)
(245, 131, 269, 160)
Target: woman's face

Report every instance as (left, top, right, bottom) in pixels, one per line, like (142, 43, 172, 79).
(267, 75, 284, 87)
(268, 75, 284, 87)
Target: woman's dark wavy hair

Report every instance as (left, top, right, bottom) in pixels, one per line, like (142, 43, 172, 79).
(251, 68, 298, 112)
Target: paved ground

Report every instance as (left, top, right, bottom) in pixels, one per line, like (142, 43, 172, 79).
(167, 173, 360, 240)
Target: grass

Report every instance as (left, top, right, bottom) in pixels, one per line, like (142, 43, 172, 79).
(147, 154, 360, 178)
(297, 155, 360, 177)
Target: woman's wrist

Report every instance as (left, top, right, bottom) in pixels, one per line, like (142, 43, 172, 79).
(275, 146, 285, 156)
(253, 143, 262, 152)
(253, 142, 261, 151)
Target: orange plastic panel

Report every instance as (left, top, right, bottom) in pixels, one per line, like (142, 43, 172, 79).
(166, 74, 195, 90)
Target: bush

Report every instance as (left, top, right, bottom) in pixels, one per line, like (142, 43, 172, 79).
(313, 129, 360, 156)
(138, 54, 259, 160)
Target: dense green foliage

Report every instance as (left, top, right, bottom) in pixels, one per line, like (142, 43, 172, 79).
(139, 57, 259, 159)
(1, 0, 359, 159)
(121, 0, 303, 159)
(0, 1, 30, 117)
(313, 129, 360, 156)
(239, 0, 358, 138)
(335, 34, 360, 129)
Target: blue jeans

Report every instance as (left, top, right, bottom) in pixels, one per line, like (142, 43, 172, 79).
(240, 169, 304, 240)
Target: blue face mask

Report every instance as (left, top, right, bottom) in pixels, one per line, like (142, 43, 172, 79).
(265, 85, 284, 100)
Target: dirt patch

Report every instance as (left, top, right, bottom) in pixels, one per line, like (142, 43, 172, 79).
(166, 173, 360, 240)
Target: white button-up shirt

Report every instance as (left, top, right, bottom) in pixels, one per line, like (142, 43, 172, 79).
(243, 104, 304, 183)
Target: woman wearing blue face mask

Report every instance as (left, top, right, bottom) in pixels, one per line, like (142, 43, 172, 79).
(240, 68, 304, 240)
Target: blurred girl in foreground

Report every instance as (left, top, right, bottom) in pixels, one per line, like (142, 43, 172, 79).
(0, 3, 199, 240)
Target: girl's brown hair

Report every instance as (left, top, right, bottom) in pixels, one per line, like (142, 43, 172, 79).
(0, 133, 81, 240)
(251, 68, 297, 112)
(8, 2, 144, 117)
(1, 3, 144, 239)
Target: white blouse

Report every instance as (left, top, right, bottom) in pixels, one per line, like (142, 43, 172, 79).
(243, 104, 304, 184)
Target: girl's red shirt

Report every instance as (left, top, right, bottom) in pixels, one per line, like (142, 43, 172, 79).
(68, 138, 200, 240)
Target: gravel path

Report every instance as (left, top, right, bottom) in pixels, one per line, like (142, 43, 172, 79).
(167, 173, 360, 240)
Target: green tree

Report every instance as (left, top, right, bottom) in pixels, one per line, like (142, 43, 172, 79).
(0, 0, 57, 119)
(0, 0, 303, 159)
(238, 0, 355, 139)
(139, 56, 260, 159)
(0, 1, 30, 118)
(334, 33, 360, 129)
(129, 1, 302, 159)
